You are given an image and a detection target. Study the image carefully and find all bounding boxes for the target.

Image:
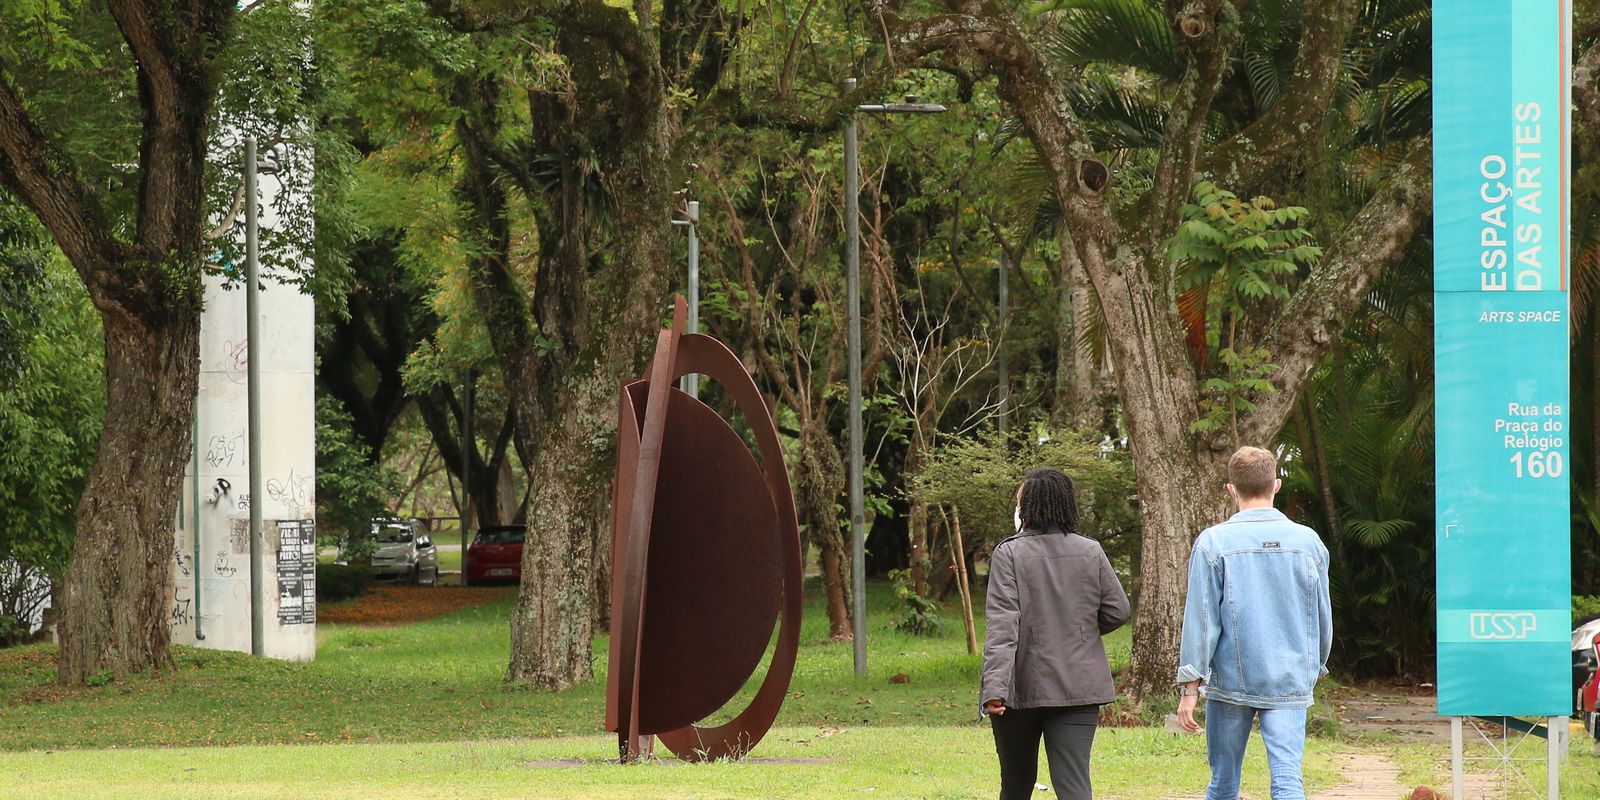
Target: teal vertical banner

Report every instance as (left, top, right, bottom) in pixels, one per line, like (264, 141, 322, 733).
(1434, 0, 1571, 717)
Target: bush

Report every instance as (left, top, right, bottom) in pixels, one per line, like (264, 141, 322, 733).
(1575, 595, 1600, 624)
(314, 396, 398, 560)
(909, 426, 1139, 566)
(0, 208, 102, 646)
(317, 562, 370, 603)
(887, 568, 944, 637)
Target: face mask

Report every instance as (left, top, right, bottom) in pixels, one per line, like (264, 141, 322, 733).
(1013, 506, 1023, 532)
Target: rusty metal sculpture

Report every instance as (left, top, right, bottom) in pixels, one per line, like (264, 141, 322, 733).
(605, 296, 803, 762)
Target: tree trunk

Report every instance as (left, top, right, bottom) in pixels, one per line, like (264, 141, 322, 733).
(58, 311, 198, 684)
(819, 541, 852, 640)
(1121, 445, 1229, 702)
(505, 370, 613, 689)
(1052, 227, 1098, 427)
(907, 499, 928, 596)
(905, 434, 930, 596)
(495, 456, 520, 525)
(1077, 248, 1224, 704)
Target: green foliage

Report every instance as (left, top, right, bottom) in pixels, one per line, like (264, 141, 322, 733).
(1170, 181, 1321, 336)
(885, 568, 945, 637)
(1191, 346, 1278, 436)
(910, 427, 1139, 565)
(0, 200, 45, 383)
(0, 206, 103, 646)
(1575, 595, 1600, 623)
(1043, 0, 1181, 80)
(1169, 182, 1319, 443)
(314, 396, 398, 556)
(210, 2, 360, 309)
(315, 562, 371, 603)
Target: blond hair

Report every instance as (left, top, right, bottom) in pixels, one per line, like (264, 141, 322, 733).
(1227, 446, 1277, 500)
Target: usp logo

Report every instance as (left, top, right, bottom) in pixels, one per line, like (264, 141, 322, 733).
(1468, 612, 1538, 640)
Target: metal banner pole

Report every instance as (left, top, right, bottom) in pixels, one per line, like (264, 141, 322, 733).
(1452, 716, 1464, 800)
(1548, 716, 1560, 800)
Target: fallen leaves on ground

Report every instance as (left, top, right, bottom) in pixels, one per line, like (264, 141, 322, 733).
(318, 584, 516, 626)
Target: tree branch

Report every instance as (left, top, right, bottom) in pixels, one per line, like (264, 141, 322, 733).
(1573, 40, 1600, 162)
(107, 0, 232, 255)
(204, 181, 248, 242)
(1146, 0, 1242, 242)
(1238, 138, 1434, 445)
(0, 72, 121, 294)
(1199, 0, 1359, 192)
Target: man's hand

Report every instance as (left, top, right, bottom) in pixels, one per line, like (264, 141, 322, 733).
(1177, 682, 1201, 732)
(984, 699, 1006, 716)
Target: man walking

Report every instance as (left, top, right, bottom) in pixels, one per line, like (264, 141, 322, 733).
(1176, 446, 1332, 800)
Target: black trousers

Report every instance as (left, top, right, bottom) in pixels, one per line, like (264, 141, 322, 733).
(990, 704, 1100, 800)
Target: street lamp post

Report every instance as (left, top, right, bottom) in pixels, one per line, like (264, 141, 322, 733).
(672, 200, 701, 398)
(842, 78, 946, 678)
(997, 250, 1009, 438)
(243, 137, 280, 657)
(460, 368, 474, 562)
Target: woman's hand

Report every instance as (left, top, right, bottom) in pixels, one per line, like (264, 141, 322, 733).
(984, 699, 1006, 716)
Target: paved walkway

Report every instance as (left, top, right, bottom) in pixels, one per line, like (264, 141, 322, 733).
(1312, 750, 1406, 800)
(1161, 750, 1406, 800)
(1163, 688, 1567, 800)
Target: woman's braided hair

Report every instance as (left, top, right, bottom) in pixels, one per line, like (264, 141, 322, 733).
(1018, 466, 1079, 533)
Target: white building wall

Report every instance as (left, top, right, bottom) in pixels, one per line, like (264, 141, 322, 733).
(172, 148, 316, 661)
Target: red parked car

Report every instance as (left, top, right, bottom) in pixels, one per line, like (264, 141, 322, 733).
(465, 525, 524, 586)
(1582, 638, 1600, 755)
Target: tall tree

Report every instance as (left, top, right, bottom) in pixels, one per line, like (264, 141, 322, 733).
(0, 1, 236, 683)
(1, 0, 342, 683)
(872, 1, 1433, 702)
(406, 0, 737, 688)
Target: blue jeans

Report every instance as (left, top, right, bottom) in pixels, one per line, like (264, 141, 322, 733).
(1204, 699, 1306, 800)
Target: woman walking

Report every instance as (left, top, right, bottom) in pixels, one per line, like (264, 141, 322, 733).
(981, 467, 1131, 800)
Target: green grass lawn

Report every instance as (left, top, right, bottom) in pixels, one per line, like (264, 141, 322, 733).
(0, 724, 1346, 800)
(435, 546, 462, 573)
(0, 578, 1054, 750)
(1388, 728, 1600, 798)
(10, 573, 1584, 799)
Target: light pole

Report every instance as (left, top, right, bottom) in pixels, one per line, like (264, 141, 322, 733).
(672, 200, 701, 398)
(460, 368, 474, 562)
(996, 250, 1009, 438)
(843, 78, 946, 678)
(244, 136, 280, 657)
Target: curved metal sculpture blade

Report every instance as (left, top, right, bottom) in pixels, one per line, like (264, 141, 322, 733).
(606, 297, 803, 762)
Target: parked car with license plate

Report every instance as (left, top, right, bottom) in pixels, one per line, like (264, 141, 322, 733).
(367, 518, 438, 586)
(465, 525, 524, 586)
(1575, 616, 1600, 712)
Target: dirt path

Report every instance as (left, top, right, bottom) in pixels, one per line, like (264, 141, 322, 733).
(1311, 750, 1407, 800)
(1162, 688, 1455, 800)
(1335, 687, 1452, 742)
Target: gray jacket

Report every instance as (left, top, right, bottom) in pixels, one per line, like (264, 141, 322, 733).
(980, 528, 1131, 712)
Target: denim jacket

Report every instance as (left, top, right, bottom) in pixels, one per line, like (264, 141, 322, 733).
(1176, 507, 1332, 709)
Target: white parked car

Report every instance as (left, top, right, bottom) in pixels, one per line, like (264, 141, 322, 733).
(367, 519, 438, 586)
